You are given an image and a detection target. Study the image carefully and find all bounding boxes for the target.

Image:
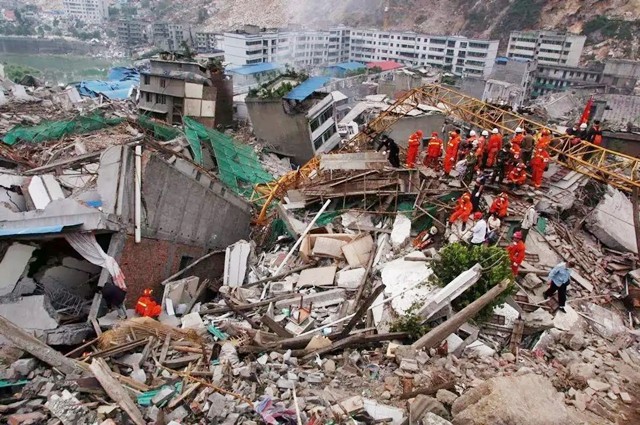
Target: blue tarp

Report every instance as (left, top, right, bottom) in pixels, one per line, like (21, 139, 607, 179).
(283, 76, 331, 101)
(76, 67, 139, 100)
(227, 62, 282, 75)
(328, 61, 365, 71)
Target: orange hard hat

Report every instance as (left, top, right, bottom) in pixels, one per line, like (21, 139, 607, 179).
(142, 288, 153, 296)
(541, 129, 550, 135)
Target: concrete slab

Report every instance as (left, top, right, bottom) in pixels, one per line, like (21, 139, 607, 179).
(297, 266, 337, 288)
(41, 175, 65, 201)
(390, 214, 412, 249)
(363, 398, 405, 425)
(342, 235, 374, 267)
(13, 277, 37, 296)
(274, 288, 346, 309)
(25, 176, 52, 210)
(0, 243, 36, 297)
(46, 323, 93, 345)
(336, 268, 366, 290)
(381, 257, 435, 315)
(38, 265, 93, 299)
(312, 237, 347, 258)
(553, 305, 581, 331)
(61, 257, 101, 274)
(96, 145, 122, 214)
(0, 295, 58, 330)
(181, 312, 204, 329)
(585, 186, 637, 254)
(162, 276, 200, 314)
(418, 264, 481, 319)
(224, 240, 251, 288)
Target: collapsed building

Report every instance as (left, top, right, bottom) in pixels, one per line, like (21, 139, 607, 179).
(0, 70, 640, 425)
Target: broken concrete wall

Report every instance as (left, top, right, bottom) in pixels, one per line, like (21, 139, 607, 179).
(118, 235, 224, 308)
(585, 186, 638, 254)
(0, 295, 58, 331)
(140, 155, 252, 250)
(245, 98, 315, 165)
(386, 114, 445, 148)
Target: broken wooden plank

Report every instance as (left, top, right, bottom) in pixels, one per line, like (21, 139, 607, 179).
(509, 319, 525, 355)
(163, 354, 201, 369)
(302, 332, 408, 362)
(89, 358, 145, 425)
(87, 338, 148, 360)
(0, 315, 88, 377)
(167, 382, 201, 409)
(159, 334, 171, 365)
(412, 279, 511, 351)
(338, 285, 385, 338)
(200, 293, 300, 315)
(261, 315, 293, 338)
(64, 336, 99, 358)
(138, 337, 156, 367)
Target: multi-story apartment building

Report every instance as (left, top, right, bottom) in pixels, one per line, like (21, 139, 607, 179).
(194, 31, 222, 54)
(531, 63, 603, 98)
(152, 23, 189, 51)
(117, 19, 146, 49)
(507, 31, 586, 67)
(223, 26, 497, 76)
(62, 0, 108, 23)
(348, 30, 498, 77)
(223, 26, 280, 66)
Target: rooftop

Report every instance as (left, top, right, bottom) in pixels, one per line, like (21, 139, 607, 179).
(227, 63, 283, 76)
(367, 61, 404, 72)
(283, 76, 331, 101)
(327, 62, 366, 71)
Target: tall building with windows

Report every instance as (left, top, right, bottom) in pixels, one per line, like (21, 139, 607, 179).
(222, 26, 497, 76)
(348, 30, 498, 77)
(506, 31, 586, 67)
(62, 0, 109, 23)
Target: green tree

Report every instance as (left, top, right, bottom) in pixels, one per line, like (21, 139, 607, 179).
(433, 243, 515, 323)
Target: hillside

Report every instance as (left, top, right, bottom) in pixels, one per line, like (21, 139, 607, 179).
(162, 0, 640, 59)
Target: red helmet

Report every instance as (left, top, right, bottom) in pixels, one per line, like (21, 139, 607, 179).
(432, 131, 438, 137)
(473, 212, 483, 220)
(513, 231, 522, 240)
(142, 288, 153, 296)
(416, 130, 423, 137)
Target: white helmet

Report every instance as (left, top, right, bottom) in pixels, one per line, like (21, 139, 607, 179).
(481, 130, 489, 136)
(492, 128, 499, 134)
(580, 123, 587, 130)
(515, 127, 523, 133)
(469, 130, 476, 136)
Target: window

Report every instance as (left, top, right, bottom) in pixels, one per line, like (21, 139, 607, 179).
(145, 92, 151, 102)
(143, 75, 150, 85)
(160, 78, 166, 88)
(157, 94, 167, 104)
(313, 125, 337, 149)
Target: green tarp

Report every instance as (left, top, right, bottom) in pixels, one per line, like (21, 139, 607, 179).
(2, 114, 123, 145)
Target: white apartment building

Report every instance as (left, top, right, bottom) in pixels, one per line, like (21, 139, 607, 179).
(507, 31, 586, 67)
(62, 0, 108, 23)
(223, 27, 497, 77)
(349, 30, 498, 77)
(223, 27, 280, 66)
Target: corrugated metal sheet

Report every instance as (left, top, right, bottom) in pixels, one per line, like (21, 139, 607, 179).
(227, 63, 282, 75)
(283, 77, 331, 101)
(329, 62, 365, 71)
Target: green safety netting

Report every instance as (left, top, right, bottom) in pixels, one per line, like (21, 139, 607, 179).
(183, 117, 274, 198)
(137, 115, 181, 141)
(2, 114, 123, 146)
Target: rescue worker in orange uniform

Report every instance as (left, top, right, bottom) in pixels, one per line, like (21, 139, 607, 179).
(506, 142, 522, 176)
(443, 130, 461, 173)
(423, 131, 443, 169)
(536, 129, 552, 150)
(476, 130, 488, 168)
(529, 147, 550, 188)
(135, 289, 162, 318)
(449, 192, 473, 224)
(489, 192, 509, 218)
(486, 128, 503, 168)
(588, 120, 603, 146)
(507, 231, 526, 275)
(508, 162, 528, 188)
(405, 130, 422, 168)
(511, 127, 525, 148)
(458, 130, 477, 161)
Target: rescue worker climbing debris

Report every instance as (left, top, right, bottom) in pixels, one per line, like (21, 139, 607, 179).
(423, 131, 442, 169)
(449, 192, 473, 225)
(443, 129, 461, 174)
(405, 130, 422, 168)
(506, 231, 526, 276)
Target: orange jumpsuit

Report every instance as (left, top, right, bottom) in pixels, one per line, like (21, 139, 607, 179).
(449, 194, 473, 224)
(424, 136, 443, 168)
(135, 290, 161, 317)
(511, 133, 524, 148)
(508, 167, 527, 186)
(489, 195, 509, 218)
(475, 136, 486, 158)
(443, 134, 460, 173)
(406, 133, 420, 168)
(536, 133, 552, 150)
(506, 144, 521, 175)
(507, 240, 526, 275)
(529, 149, 550, 188)
(486, 134, 503, 167)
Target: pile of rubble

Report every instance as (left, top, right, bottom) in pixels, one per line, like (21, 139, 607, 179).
(1, 81, 640, 424)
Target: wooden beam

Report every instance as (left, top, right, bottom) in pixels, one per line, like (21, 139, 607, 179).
(0, 315, 88, 377)
(89, 358, 145, 425)
(160, 249, 225, 285)
(260, 315, 293, 338)
(412, 279, 511, 351)
(339, 285, 385, 338)
(302, 332, 408, 362)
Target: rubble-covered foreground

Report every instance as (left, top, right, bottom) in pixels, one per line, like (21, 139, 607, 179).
(1, 75, 640, 425)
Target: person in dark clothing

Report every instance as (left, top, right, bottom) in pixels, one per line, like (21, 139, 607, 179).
(377, 135, 400, 167)
(491, 142, 512, 184)
(102, 281, 127, 319)
(470, 177, 485, 212)
(587, 120, 603, 145)
(521, 129, 535, 166)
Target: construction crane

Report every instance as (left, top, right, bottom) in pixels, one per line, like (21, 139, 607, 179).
(252, 84, 640, 224)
